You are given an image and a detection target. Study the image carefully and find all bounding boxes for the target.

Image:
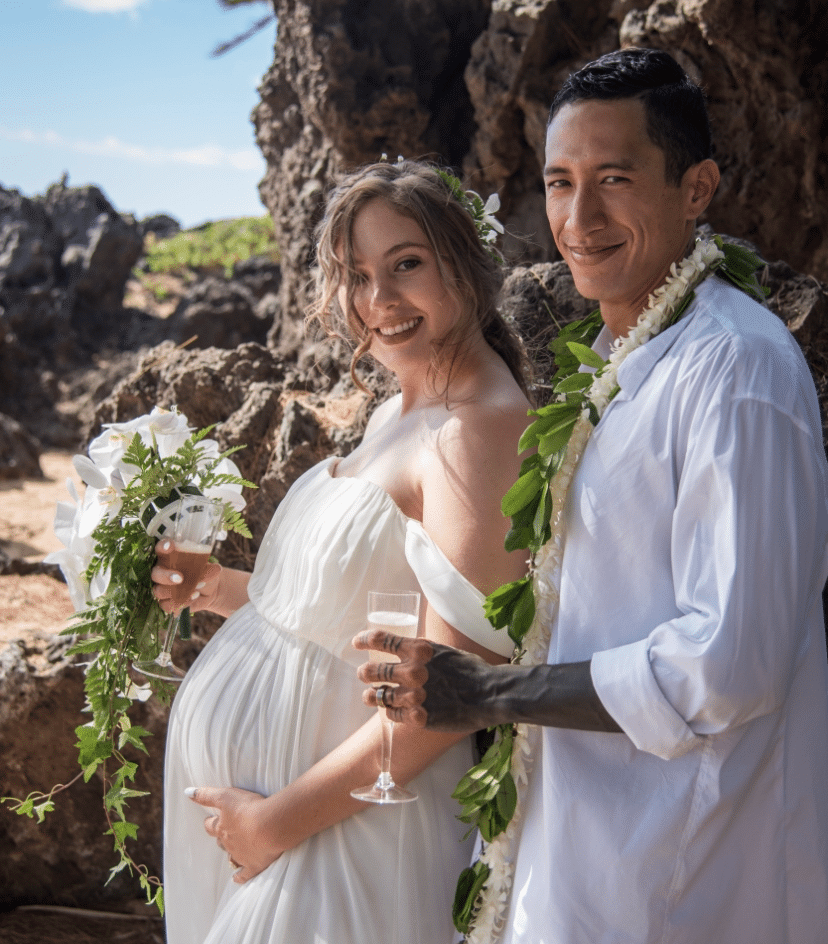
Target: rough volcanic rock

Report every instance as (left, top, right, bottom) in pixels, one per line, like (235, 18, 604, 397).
(0, 412, 43, 481)
(253, 0, 827, 326)
(139, 213, 181, 240)
(0, 187, 61, 291)
(0, 182, 158, 449)
(461, 0, 617, 263)
(456, 0, 828, 278)
(40, 182, 143, 313)
(763, 258, 828, 446)
(0, 548, 62, 578)
(0, 638, 166, 910)
(253, 0, 492, 323)
(232, 253, 282, 301)
(499, 260, 596, 398)
(166, 276, 271, 349)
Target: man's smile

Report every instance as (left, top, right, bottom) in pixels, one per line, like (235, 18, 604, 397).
(565, 242, 624, 265)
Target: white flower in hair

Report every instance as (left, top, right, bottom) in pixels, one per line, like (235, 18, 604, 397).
(482, 193, 504, 240)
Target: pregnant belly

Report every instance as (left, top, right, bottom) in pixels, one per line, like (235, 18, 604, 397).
(169, 608, 373, 794)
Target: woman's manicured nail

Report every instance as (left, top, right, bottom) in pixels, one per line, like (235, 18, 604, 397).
(161, 540, 171, 551)
(184, 787, 198, 799)
(196, 581, 206, 590)
(170, 574, 183, 584)
(190, 592, 200, 600)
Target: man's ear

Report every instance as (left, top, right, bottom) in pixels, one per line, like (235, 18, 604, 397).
(684, 159, 720, 221)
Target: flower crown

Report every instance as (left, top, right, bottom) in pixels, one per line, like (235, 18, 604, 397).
(381, 154, 504, 255)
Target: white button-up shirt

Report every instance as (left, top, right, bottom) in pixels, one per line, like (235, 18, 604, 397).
(503, 276, 828, 943)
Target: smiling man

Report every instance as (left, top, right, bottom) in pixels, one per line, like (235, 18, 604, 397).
(543, 94, 719, 338)
(355, 48, 828, 943)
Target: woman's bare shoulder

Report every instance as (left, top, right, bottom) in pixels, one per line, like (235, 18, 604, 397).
(444, 377, 531, 455)
(423, 379, 530, 507)
(419, 378, 530, 599)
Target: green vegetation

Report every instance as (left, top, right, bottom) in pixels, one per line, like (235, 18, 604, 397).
(143, 215, 279, 279)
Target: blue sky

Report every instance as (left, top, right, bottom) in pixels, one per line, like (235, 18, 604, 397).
(2, 0, 278, 228)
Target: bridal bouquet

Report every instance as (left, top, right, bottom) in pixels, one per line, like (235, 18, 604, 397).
(2, 406, 255, 911)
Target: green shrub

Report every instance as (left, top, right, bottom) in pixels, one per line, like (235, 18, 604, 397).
(144, 215, 279, 278)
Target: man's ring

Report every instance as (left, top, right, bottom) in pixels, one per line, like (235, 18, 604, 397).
(376, 685, 389, 709)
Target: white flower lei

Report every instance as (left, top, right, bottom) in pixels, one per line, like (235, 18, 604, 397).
(464, 237, 725, 943)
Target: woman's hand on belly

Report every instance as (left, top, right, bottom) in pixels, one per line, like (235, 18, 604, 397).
(186, 786, 283, 884)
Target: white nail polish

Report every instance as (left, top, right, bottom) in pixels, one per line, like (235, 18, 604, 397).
(196, 581, 206, 590)
(161, 540, 171, 551)
(184, 787, 198, 798)
(170, 574, 183, 584)
(191, 592, 200, 600)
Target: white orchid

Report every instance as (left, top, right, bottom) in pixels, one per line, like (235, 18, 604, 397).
(44, 479, 93, 609)
(71, 455, 127, 538)
(47, 406, 250, 614)
(481, 193, 504, 241)
(88, 406, 193, 486)
(44, 479, 111, 608)
(462, 189, 505, 245)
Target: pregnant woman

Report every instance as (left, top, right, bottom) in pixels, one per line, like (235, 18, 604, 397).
(154, 159, 532, 944)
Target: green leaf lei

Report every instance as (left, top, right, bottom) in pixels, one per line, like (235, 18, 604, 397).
(2, 416, 256, 912)
(452, 237, 768, 939)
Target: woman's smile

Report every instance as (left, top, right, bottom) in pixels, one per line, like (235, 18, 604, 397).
(375, 316, 423, 340)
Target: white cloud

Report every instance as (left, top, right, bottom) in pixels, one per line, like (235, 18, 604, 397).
(61, 0, 149, 12)
(0, 127, 262, 172)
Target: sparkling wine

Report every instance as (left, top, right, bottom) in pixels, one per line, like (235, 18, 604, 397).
(168, 540, 211, 610)
(367, 611, 418, 663)
(351, 591, 421, 804)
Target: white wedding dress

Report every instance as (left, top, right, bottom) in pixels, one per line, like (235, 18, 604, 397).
(163, 457, 509, 944)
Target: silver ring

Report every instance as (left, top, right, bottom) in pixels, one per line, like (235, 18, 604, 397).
(376, 685, 388, 708)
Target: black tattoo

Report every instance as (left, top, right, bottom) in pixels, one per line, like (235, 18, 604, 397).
(384, 633, 402, 654)
(416, 645, 622, 734)
(378, 662, 395, 682)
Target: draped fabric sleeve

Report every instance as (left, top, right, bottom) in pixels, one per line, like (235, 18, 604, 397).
(404, 519, 515, 659)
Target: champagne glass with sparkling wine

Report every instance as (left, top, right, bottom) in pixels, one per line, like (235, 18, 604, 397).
(133, 495, 224, 683)
(351, 590, 421, 804)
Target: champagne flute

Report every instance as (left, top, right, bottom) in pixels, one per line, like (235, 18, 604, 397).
(351, 590, 421, 804)
(133, 495, 224, 683)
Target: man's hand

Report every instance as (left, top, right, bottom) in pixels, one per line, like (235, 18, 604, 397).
(353, 630, 500, 732)
(353, 631, 623, 734)
(186, 786, 283, 884)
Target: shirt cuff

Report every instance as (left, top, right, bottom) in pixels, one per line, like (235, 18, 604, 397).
(591, 639, 700, 760)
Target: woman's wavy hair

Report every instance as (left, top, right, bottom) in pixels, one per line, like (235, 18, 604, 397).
(307, 159, 532, 400)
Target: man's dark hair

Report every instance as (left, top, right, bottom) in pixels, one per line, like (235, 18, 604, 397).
(548, 48, 712, 185)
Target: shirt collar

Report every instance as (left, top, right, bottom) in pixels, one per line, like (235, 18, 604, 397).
(594, 277, 713, 406)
